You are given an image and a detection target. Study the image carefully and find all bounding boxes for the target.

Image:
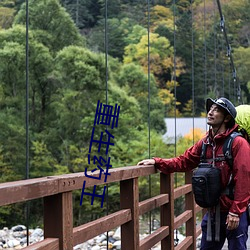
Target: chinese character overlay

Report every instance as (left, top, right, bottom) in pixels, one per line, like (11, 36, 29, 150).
(94, 100, 120, 129)
(80, 101, 120, 208)
(85, 155, 112, 182)
(88, 127, 114, 155)
(80, 181, 106, 208)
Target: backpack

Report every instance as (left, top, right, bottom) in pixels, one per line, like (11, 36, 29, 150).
(192, 131, 241, 208)
(192, 162, 221, 208)
(235, 105, 250, 142)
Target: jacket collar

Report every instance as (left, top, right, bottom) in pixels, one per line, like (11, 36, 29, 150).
(207, 124, 239, 143)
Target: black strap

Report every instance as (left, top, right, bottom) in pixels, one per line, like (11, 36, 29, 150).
(223, 132, 242, 200)
(200, 142, 208, 162)
(223, 131, 242, 169)
(201, 131, 242, 167)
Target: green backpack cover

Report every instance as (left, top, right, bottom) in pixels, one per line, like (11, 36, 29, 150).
(235, 105, 250, 140)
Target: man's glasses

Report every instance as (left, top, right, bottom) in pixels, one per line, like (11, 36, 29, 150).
(215, 99, 227, 108)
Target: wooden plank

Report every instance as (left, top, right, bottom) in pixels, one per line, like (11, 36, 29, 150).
(139, 194, 169, 216)
(58, 165, 156, 192)
(22, 238, 59, 250)
(0, 165, 156, 206)
(0, 177, 59, 206)
(161, 173, 174, 250)
(73, 209, 131, 245)
(175, 236, 193, 250)
(174, 210, 192, 229)
(120, 178, 140, 250)
(139, 226, 169, 250)
(44, 192, 73, 250)
(185, 171, 196, 250)
(174, 184, 192, 199)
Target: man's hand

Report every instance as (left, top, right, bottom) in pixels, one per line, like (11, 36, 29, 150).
(137, 159, 155, 166)
(226, 213, 240, 230)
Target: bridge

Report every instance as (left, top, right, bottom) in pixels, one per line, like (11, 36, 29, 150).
(0, 164, 205, 250)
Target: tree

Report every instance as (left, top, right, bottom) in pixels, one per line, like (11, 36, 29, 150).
(124, 32, 185, 87)
(234, 46, 250, 102)
(0, 25, 56, 132)
(148, 5, 174, 33)
(116, 63, 166, 132)
(0, 6, 15, 29)
(61, 0, 102, 29)
(86, 17, 139, 60)
(14, 0, 84, 52)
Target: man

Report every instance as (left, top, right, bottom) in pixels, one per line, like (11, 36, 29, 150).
(138, 97, 250, 250)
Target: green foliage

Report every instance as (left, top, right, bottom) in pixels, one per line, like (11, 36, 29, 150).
(234, 46, 250, 101)
(61, 0, 101, 28)
(0, 7, 15, 29)
(30, 141, 56, 177)
(14, 0, 85, 52)
(116, 63, 165, 132)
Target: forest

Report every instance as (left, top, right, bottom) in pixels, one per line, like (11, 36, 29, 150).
(0, 0, 249, 228)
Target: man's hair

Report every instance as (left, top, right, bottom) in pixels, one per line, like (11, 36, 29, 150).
(222, 109, 235, 128)
(226, 115, 235, 128)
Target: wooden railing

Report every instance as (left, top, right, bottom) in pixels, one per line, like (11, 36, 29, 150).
(0, 165, 203, 250)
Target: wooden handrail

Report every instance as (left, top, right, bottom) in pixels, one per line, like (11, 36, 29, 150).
(0, 165, 203, 250)
(0, 165, 156, 206)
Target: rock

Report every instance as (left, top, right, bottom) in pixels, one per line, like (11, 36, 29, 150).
(107, 231, 114, 237)
(92, 245, 100, 250)
(100, 240, 107, 246)
(95, 234, 106, 243)
(73, 242, 87, 249)
(108, 236, 116, 243)
(12, 231, 25, 238)
(30, 228, 43, 238)
(0, 224, 188, 249)
(0, 230, 7, 238)
(113, 227, 120, 240)
(11, 226, 26, 232)
(14, 245, 22, 249)
(113, 240, 121, 249)
(7, 239, 20, 247)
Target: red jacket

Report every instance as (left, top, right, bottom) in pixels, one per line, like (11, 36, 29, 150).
(154, 124, 250, 216)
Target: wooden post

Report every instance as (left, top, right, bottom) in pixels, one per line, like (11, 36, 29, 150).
(44, 192, 73, 250)
(185, 171, 196, 250)
(160, 173, 174, 250)
(120, 178, 139, 250)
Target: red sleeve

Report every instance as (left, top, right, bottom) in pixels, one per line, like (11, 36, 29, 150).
(229, 136, 250, 215)
(153, 139, 203, 174)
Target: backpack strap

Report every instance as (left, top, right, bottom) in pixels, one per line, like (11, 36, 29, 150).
(223, 131, 242, 169)
(200, 142, 208, 163)
(223, 132, 243, 200)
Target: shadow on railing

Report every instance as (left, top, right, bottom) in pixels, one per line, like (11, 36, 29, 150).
(0, 165, 204, 250)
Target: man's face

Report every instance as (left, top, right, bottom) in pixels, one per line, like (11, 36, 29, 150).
(207, 104, 226, 127)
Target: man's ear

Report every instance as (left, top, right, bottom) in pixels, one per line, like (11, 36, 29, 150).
(224, 114, 232, 123)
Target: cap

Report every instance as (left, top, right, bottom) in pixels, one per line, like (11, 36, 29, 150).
(206, 97, 237, 119)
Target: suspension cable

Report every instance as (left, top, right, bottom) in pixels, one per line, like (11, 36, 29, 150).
(173, 1, 177, 158)
(147, 0, 152, 234)
(25, 0, 30, 245)
(216, 0, 242, 104)
(213, 0, 217, 94)
(191, 0, 195, 144)
(172, 0, 179, 245)
(203, 0, 207, 97)
(104, 0, 109, 247)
